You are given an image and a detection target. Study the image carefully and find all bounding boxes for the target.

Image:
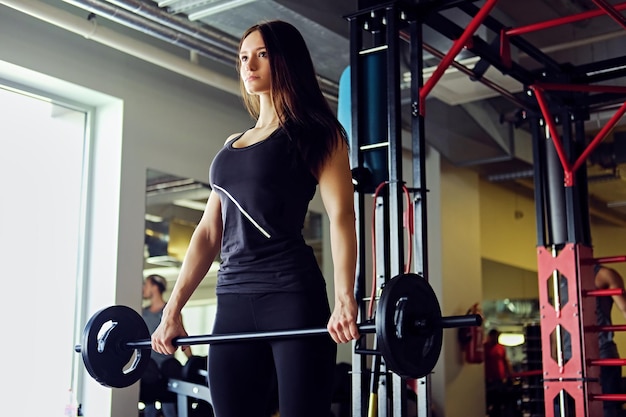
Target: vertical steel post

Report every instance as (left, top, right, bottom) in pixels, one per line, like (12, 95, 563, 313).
(409, 12, 432, 417)
(383, 5, 407, 415)
(348, 12, 367, 417)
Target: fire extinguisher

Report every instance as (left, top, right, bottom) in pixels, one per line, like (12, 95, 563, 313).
(458, 302, 484, 364)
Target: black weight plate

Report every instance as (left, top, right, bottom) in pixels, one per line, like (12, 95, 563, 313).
(81, 305, 152, 388)
(376, 273, 443, 379)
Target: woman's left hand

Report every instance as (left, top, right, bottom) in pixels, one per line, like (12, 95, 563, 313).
(327, 294, 360, 344)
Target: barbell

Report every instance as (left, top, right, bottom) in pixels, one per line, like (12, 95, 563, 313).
(75, 273, 482, 388)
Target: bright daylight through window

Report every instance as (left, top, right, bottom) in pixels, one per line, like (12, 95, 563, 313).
(0, 83, 88, 416)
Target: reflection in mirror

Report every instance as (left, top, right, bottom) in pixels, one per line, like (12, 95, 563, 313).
(482, 260, 545, 416)
(144, 169, 210, 271)
(143, 169, 215, 359)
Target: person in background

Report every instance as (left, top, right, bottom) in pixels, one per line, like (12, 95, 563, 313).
(484, 328, 514, 417)
(557, 264, 626, 417)
(594, 264, 626, 417)
(150, 20, 360, 417)
(141, 274, 192, 417)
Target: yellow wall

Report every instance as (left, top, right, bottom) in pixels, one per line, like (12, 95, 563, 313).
(168, 220, 196, 261)
(482, 259, 539, 300)
(479, 180, 537, 271)
(439, 160, 485, 417)
(480, 176, 626, 283)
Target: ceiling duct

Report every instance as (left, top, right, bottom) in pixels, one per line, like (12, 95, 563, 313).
(103, 0, 240, 53)
(1, 0, 240, 94)
(158, 0, 351, 83)
(63, 0, 235, 65)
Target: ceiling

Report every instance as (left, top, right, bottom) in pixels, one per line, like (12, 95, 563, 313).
(28, 0, 626, 228)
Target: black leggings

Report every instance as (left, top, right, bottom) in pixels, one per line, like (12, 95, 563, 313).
(207, 291, 337, 417)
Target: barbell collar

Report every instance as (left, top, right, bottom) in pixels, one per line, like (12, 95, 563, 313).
(440, 314, 482, 328)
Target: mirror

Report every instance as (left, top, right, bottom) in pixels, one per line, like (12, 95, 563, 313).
(482, 259, 541, 369)
(144, 169, 217, 302)
(482, 260, 543, 417)
(143, 169, 216, 362)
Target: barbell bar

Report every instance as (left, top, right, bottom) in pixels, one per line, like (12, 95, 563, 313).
(123, 315, 476, 349)
(75, 273, 482, 388)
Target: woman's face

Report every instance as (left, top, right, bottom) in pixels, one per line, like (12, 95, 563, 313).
(239, 30, 271, 95)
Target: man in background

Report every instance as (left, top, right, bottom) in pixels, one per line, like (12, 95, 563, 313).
(141, 274, 192, 417)
(557, 264, 626, 417)
(594, 264, 626, 417)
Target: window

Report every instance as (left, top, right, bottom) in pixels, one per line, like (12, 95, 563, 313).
(0, 83, 89, 415)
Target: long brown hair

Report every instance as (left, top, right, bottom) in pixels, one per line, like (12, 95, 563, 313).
(237, 20, 348, 176)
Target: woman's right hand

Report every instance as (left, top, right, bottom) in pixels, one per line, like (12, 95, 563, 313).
(151, 310, 190, 355)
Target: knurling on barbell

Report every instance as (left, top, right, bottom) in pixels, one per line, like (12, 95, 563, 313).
(75, 273, 482, 388)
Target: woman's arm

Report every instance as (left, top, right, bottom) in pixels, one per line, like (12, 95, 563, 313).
(318, 139, 360, 344)
(151, 190, 223, 354)
(596, 266, 626, 320)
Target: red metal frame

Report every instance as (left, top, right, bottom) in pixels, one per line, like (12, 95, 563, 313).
(589, 358, 626, 366)
(539, 245, 626, 416)
(538, 243, 602, 417)
(594, 255, 626, 264)
(587, 324, 626, 332)
(592, 394, 626, 401)
(584, 288, 626, 297)
(398, 33, 528, 110)
(500, 1, 626, 67)
(506, 2, 626, 36)
(417, 0, 499, 116)
(529, 84, 626, 187)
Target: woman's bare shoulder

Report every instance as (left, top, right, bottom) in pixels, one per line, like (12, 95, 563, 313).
(225, 132, 242, 145)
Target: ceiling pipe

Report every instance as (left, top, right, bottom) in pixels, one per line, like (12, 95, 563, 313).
(187, 0, 257, 21)
(1, 0, 240, 95)
(101, 0, 239, 54)
(62, 0, 235, 66)
(72, 0, 340, 101)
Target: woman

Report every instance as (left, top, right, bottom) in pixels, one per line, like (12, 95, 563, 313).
(151, 20, 360, 417)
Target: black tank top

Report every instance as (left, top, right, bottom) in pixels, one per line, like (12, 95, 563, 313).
(209, 127, 325, 294)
